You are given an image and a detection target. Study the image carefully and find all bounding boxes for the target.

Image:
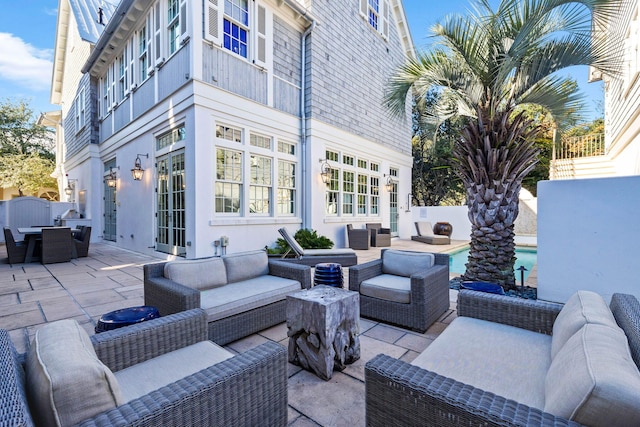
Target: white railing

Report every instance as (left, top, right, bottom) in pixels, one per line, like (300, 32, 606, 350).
(555, 133, 605, 160)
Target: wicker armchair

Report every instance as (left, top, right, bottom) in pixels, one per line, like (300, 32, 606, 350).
(366, 223, 391, 247)
(346, 224, 370, 250)
(74, 226, 91, 257)
(1, 309, 288, 427)
(3, 227, 27, 265)
(349, 249, 450, 332)
(41, 227, 74, 264)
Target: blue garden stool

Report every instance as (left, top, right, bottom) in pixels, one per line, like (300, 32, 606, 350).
(314, 263, 343, 287)
(460, 281, 505, 295)
(95, 305, 160, 333)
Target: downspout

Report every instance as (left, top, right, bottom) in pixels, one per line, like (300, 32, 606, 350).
(300, 19, 316, 229)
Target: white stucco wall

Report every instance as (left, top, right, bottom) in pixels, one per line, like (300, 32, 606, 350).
(537, 176, 640, 303)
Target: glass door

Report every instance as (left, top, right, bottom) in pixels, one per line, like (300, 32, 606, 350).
(389, 168, 398, 236)
(103, 162, 117, 241)
(156, 150, 186, 255)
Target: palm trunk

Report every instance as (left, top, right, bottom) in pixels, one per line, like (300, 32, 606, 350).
(462, 180, 520, 289)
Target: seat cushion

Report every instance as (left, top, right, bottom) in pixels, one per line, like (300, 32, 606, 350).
(544, 323, 640, 427)
(551, 290, 617, 358)
(164, 257, 227, 291)
(411, 316, 551, 410)
(360, 274, 411, 304)
(201, 275, 301, 322)
(303, 248, 356, 255)
(25, 319, 124, 427)
(223, 250, 269, 283)
(382, 250, 434, 277)
(115, 341, 233, 402)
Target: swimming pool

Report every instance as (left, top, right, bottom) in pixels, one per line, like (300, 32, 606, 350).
(448, 246, 537, 281)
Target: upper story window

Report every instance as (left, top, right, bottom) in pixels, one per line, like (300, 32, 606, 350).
(74, 89, 85, 133)
(168, 0, 180, 54)
(223, 0, 249, 58)
(205, 0, 267, 67)
(139, 25, 149, 82)
(359, 0, 389, 40)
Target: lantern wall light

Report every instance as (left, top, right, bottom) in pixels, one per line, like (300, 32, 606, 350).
(64, 179, 77, 196)
(319, 159, 330, 185)
(383, 174, 396, 192)
(131, 153, 149, 181)
(105, 167, 118, 188)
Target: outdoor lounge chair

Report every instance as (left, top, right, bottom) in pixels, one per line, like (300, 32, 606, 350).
(3, 227, 27, 265)
(366, 223, 391, 247)
(349, 249, 450, 332)
(347, 224, 370, 250)
(277, 227, 358, 267)
(411, 221, 450, 245)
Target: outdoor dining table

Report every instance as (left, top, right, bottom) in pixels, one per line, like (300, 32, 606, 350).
(17, 227, 79, 263)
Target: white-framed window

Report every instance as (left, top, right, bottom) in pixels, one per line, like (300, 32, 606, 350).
(118, 55, 126, 101)
(216, 148, 242, 213)
(223, 0, 249, 58)
(323, 151, 383, 217)
(167, 0, 187, 55)
(74, 88, 85, 133)
(214, 124, 298, 218)
(139, 25, 149, 82)
(249, 155, 271, 214)
(359, 0, 389, 40)
(278, 160, 296, 215)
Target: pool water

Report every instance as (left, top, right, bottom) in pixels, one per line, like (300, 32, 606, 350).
(448, 246, 537, 282)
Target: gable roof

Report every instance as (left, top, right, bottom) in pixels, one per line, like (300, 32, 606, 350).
(50, 0, 117, 104)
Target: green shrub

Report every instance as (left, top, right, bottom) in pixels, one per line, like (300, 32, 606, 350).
(269, 228, 334, 254)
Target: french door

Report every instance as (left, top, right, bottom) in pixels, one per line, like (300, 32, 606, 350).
(156, 150, 186, 255)
(103, 163, 117, 241)
(389, 168, 398, 236)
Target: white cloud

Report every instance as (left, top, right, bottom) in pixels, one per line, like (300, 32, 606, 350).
(0, 33, 53, 92)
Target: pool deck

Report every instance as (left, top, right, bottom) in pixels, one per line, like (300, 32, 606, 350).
(0, 238, 537, 426)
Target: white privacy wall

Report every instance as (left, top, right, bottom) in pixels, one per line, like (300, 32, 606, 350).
(537, 176, 640, 303)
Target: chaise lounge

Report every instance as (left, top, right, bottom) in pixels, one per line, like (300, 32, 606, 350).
(365, 290, 640, 426)
(411, 221, 450, 245)
(277, 227, 358, 267)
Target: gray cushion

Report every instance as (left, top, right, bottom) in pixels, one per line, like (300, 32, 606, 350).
(412, 316, 551, 410)
(26, 319, 124, 427)
(115, 341, 233, 402)
(382, 250, 434, 277)
(360, 274, 411, 304)
(164, 257, 227, 290)
(223, 250, 269, 283)
(303, 248, 355, 255)
(551, 290, 617, 358)
(544, 323, 640, 426)
(201, 274, 301, 322)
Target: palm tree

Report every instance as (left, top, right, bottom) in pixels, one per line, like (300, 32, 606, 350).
(386, 0, 622, 290)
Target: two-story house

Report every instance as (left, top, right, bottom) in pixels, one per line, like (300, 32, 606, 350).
(50, 0, 415, 257)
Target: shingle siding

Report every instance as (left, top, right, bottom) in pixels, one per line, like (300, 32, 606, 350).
(273, 15, 302, 87)
(306, 0, 411, 154)
(65, 74, 94, 157)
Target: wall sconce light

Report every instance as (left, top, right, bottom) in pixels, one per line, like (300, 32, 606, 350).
(131, 153, 149, 181)
(105, 167, 117, 188)
(64, 179, 77, 196)
(383, 174, 395, 192)
(319, 159, 330, 185)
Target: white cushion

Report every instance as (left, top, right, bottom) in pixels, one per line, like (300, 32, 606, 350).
(223, 250, 269, 283)
(115, 341, 233, 402)
(26, 319, 124, 427)
(164, 257, 227, 291)
(415, 222, 434, 236)
(551, 290, 617, 358)
(360, 274, 411, 303)
(544, 323, 640, 426)
(201, 274, 301, 322)
(382, 250, 434, 277)
(411, 316, 551, 410)
(303, 248, 355, 255)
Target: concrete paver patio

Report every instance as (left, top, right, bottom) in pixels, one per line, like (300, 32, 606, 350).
(0, 238, 471, 426)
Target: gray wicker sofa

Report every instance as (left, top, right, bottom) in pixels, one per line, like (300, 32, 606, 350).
(366, 290, 640, 427)
(144, 249, 312, 345)
(0, 309, 287, 427)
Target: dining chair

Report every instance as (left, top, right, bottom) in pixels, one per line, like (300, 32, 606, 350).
(3, 227, 27, 265)
(74, 226, 91, 257)
(41, 227, 74, 264)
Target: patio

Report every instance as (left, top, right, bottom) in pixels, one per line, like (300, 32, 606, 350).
(0, 238, 524, 426)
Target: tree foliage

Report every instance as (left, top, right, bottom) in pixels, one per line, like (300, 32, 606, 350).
(0, 98, 56, 196)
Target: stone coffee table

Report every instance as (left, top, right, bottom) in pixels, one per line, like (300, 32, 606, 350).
(286, 285, 360, 380)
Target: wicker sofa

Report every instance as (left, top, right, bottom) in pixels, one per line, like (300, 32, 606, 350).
(365, 290, 640, 427)
(0, 309, 287, 427)
(144, 249, 312, 345)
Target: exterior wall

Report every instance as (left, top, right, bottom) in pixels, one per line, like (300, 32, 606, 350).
(603, 0, 640, 176)
(305, 0, 412, 154)
(64, 74, 94, 157)
(537, 176, 640, 303)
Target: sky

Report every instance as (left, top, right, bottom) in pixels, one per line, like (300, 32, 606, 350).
(0, 0, 603, 121)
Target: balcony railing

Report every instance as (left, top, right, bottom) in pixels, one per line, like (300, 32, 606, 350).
(554, 133, 605, 160)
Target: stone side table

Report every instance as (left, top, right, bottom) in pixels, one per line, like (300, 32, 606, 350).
(286, 285, 360, 380)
